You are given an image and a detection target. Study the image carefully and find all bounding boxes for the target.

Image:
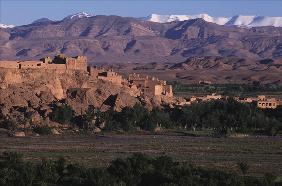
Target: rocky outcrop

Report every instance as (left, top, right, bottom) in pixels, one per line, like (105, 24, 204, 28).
(0, 68, 144, 113)
(46, 78, 64, 100)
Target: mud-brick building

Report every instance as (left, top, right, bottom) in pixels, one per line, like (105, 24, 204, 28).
(0, 60, 47, 69)
(257, 95, 279, 109)
(0, 54, 88, 71)
(128, 73, 173, 97)
(88, 67, 123, 85)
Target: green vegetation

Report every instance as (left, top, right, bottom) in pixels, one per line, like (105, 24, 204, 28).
(98, 99, 282, 136)
(1, 133, 281, 177)
(1, 98, 281, 137)
(49, 104, 74, 125)
(32, 125, 52, 135)
(171, 81, 282, 97)
(0, 151, 280, 186)
(237, 162, 250, 175)
(101, 104, 170, 132)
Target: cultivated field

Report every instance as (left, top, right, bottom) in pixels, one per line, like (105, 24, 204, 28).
(0, 133, 281, 177)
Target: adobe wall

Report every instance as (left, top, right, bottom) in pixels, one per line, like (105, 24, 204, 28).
(47, 64, 67, 70)
(0, 55, 87, 71)
(129, 73, 173, 97)
(164, 85, 173, 97)
(146, 79, 161, 88)
(154, 85, 163, 96)
(0, 61, 20, 69)
(206, 94, 222, 100)
(20, 60, 47, 69)
(98, 75, 123, 85)
(66, 56, 87, 71)
(66, 58, 76, 70)
(88, 67, 99, 78)
(130, 79, 147, 88)
(96, 69, 124, 85)
(257, 100, 278, 109)
(0, 69, 23, 84)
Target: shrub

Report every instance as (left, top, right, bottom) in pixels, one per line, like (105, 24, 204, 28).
(33, 125, 52, 135)
(237, 162, 250, 175)
(0, 151, 274, 186)
(49, 104, 74, 125)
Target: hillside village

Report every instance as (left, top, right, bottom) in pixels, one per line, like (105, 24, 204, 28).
(0, 54, 280, 111)
(179, 93, 282, 109)
(0, 54, 173, 98)
(0, 54, 179, 127)
(0, 52, 280, 139)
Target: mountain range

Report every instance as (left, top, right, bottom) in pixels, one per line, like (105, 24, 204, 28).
(0, 12, 282, 84)
(145, 14, 282, 27)
(3, 12, 282, 28)
(1, 12, 282, 61)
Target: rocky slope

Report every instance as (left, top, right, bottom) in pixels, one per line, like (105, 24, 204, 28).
(0, 67, 180, 135)
(117, 56, 282, 85)
(0, 68, 141, 114)
(0, 69, 133, 132)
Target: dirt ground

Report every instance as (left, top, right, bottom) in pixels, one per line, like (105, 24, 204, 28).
(0, 133, 281, 177)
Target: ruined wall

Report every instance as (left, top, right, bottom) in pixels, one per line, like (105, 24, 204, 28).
(206, 94, 222, 100)
(66, 56, 87, 71)
(164, 85, 173, 97)
(98, 76, 123, 85)
(129, 73, 173, 97)
(0, 55, 88, 71)
(97, 70, 123, 85)
(257, 101, 278, 109)
(0, 61, 20, 69)
(47, 64, 67, 70)
(130, 79, 147, 88)
(75, 56, 87, 71)
(154, 85, 163, 96)
(20, 61, 47, 69)
(0, 69, 22, 84)
(66, 58, 76, 70)
(146, 80, 161, 95)
(88, 67, 99, 79)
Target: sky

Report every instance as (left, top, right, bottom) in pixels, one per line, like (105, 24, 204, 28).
(1, 0, 282, 26)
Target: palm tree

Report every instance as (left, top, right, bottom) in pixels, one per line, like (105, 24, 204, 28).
(237, 162, 250, 175)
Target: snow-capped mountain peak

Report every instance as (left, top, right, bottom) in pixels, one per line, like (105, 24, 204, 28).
(64, 12, 93, 20)
(145, 13, 229, 25)
(0, 23, 15, 28)
(145, 13, 282, 28)
(226, 15, 256, 26)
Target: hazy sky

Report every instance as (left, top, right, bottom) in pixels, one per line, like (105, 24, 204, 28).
(1, 0, 282, 25)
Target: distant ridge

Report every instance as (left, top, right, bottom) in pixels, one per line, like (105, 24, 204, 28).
(145, 13, 282, 27)
(4, 12, 282, 28)
(31, 18, 53, 24)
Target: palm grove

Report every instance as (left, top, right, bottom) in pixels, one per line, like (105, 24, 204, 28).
(0, 98, 281, 136)
(0, 151, 279, 186)
(35, 98, 282, 136)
